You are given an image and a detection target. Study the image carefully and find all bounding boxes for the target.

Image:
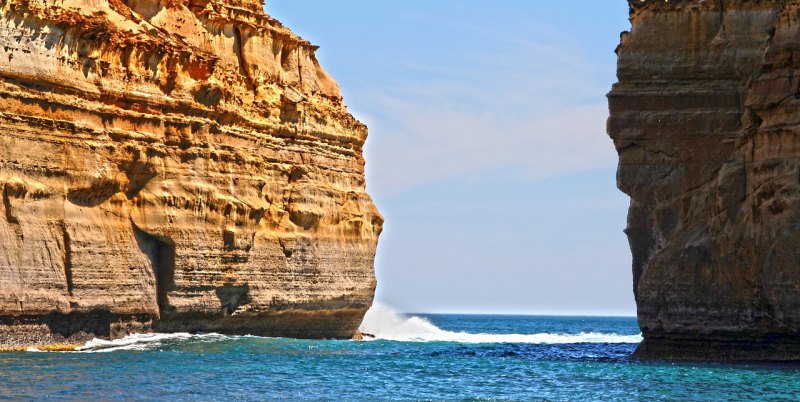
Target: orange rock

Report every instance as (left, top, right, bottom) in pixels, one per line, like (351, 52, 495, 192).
(0, 0, 382, 342)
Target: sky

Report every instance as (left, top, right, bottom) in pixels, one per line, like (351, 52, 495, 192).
(268, 1, 634, 316)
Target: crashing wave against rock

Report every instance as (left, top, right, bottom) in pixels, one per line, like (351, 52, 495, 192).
(0, 0, 382, 346)
(610, 0, 800, 360)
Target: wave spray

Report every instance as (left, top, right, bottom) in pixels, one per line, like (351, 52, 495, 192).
(358, 303, 642, 344)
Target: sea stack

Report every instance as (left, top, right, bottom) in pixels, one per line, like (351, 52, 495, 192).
(609, 0, 800, 360)
(0, 0, 382, 346)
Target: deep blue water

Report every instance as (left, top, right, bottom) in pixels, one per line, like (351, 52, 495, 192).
(1, 312, 800, 401)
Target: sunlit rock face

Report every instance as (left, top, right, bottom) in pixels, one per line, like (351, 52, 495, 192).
(0, 0, 382, 345)
(609, 0, 800, 360)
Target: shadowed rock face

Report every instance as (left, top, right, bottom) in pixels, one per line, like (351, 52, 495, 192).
(0, 0, 382, 345)
(609, 0, 800, 360)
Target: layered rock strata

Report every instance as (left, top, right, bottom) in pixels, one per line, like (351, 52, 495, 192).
(609, 0, 800, 360)
(0, 0, 382, 346)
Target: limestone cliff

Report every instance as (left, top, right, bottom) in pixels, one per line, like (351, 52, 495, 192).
(0, 0, 382, 346)
(609, 0, 800, 360)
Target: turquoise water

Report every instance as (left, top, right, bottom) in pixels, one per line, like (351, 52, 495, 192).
(1, 307, 799, 401)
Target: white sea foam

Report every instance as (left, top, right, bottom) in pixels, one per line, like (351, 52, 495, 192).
(358, 303, 642, 344)
(31, 305, 640, 353)
(75, 332, 226, 353)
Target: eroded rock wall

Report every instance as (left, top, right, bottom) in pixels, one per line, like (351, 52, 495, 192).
(609, 0, 800, 360)
(0, 0, 382, 345)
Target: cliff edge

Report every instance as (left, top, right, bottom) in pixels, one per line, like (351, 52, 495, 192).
(610, 0, 800, 360)
(0, 0, 382, 347)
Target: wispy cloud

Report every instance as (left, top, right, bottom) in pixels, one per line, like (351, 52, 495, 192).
(353, 32, 616, 196)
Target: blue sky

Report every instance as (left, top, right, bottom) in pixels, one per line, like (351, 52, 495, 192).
(269, 1, 634, 315)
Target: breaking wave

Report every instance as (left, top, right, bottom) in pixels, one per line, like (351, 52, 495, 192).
(27, 304, 640, 352)
(358, 303, 642, 344)
(78, 333, 229, 352)
(26, 333, 229, 353)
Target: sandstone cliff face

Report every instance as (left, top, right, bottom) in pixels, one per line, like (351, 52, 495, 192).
(0, 0, 382, 345)
(609, 0, 800, 360)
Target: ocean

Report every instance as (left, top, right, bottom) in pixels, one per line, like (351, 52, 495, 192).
(1, 305, 799, 401)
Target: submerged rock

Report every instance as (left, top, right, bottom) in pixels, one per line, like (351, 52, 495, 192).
(0, 0, 382, 345)
(609, 0, 800, 360)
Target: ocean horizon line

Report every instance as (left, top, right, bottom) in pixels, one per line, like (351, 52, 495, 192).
(401, 311, 637, 318)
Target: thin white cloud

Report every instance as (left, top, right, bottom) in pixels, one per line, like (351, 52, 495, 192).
(357, 32, 616, 196)
(364, 103, 613, 195)
(270, 0, 620, 197)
